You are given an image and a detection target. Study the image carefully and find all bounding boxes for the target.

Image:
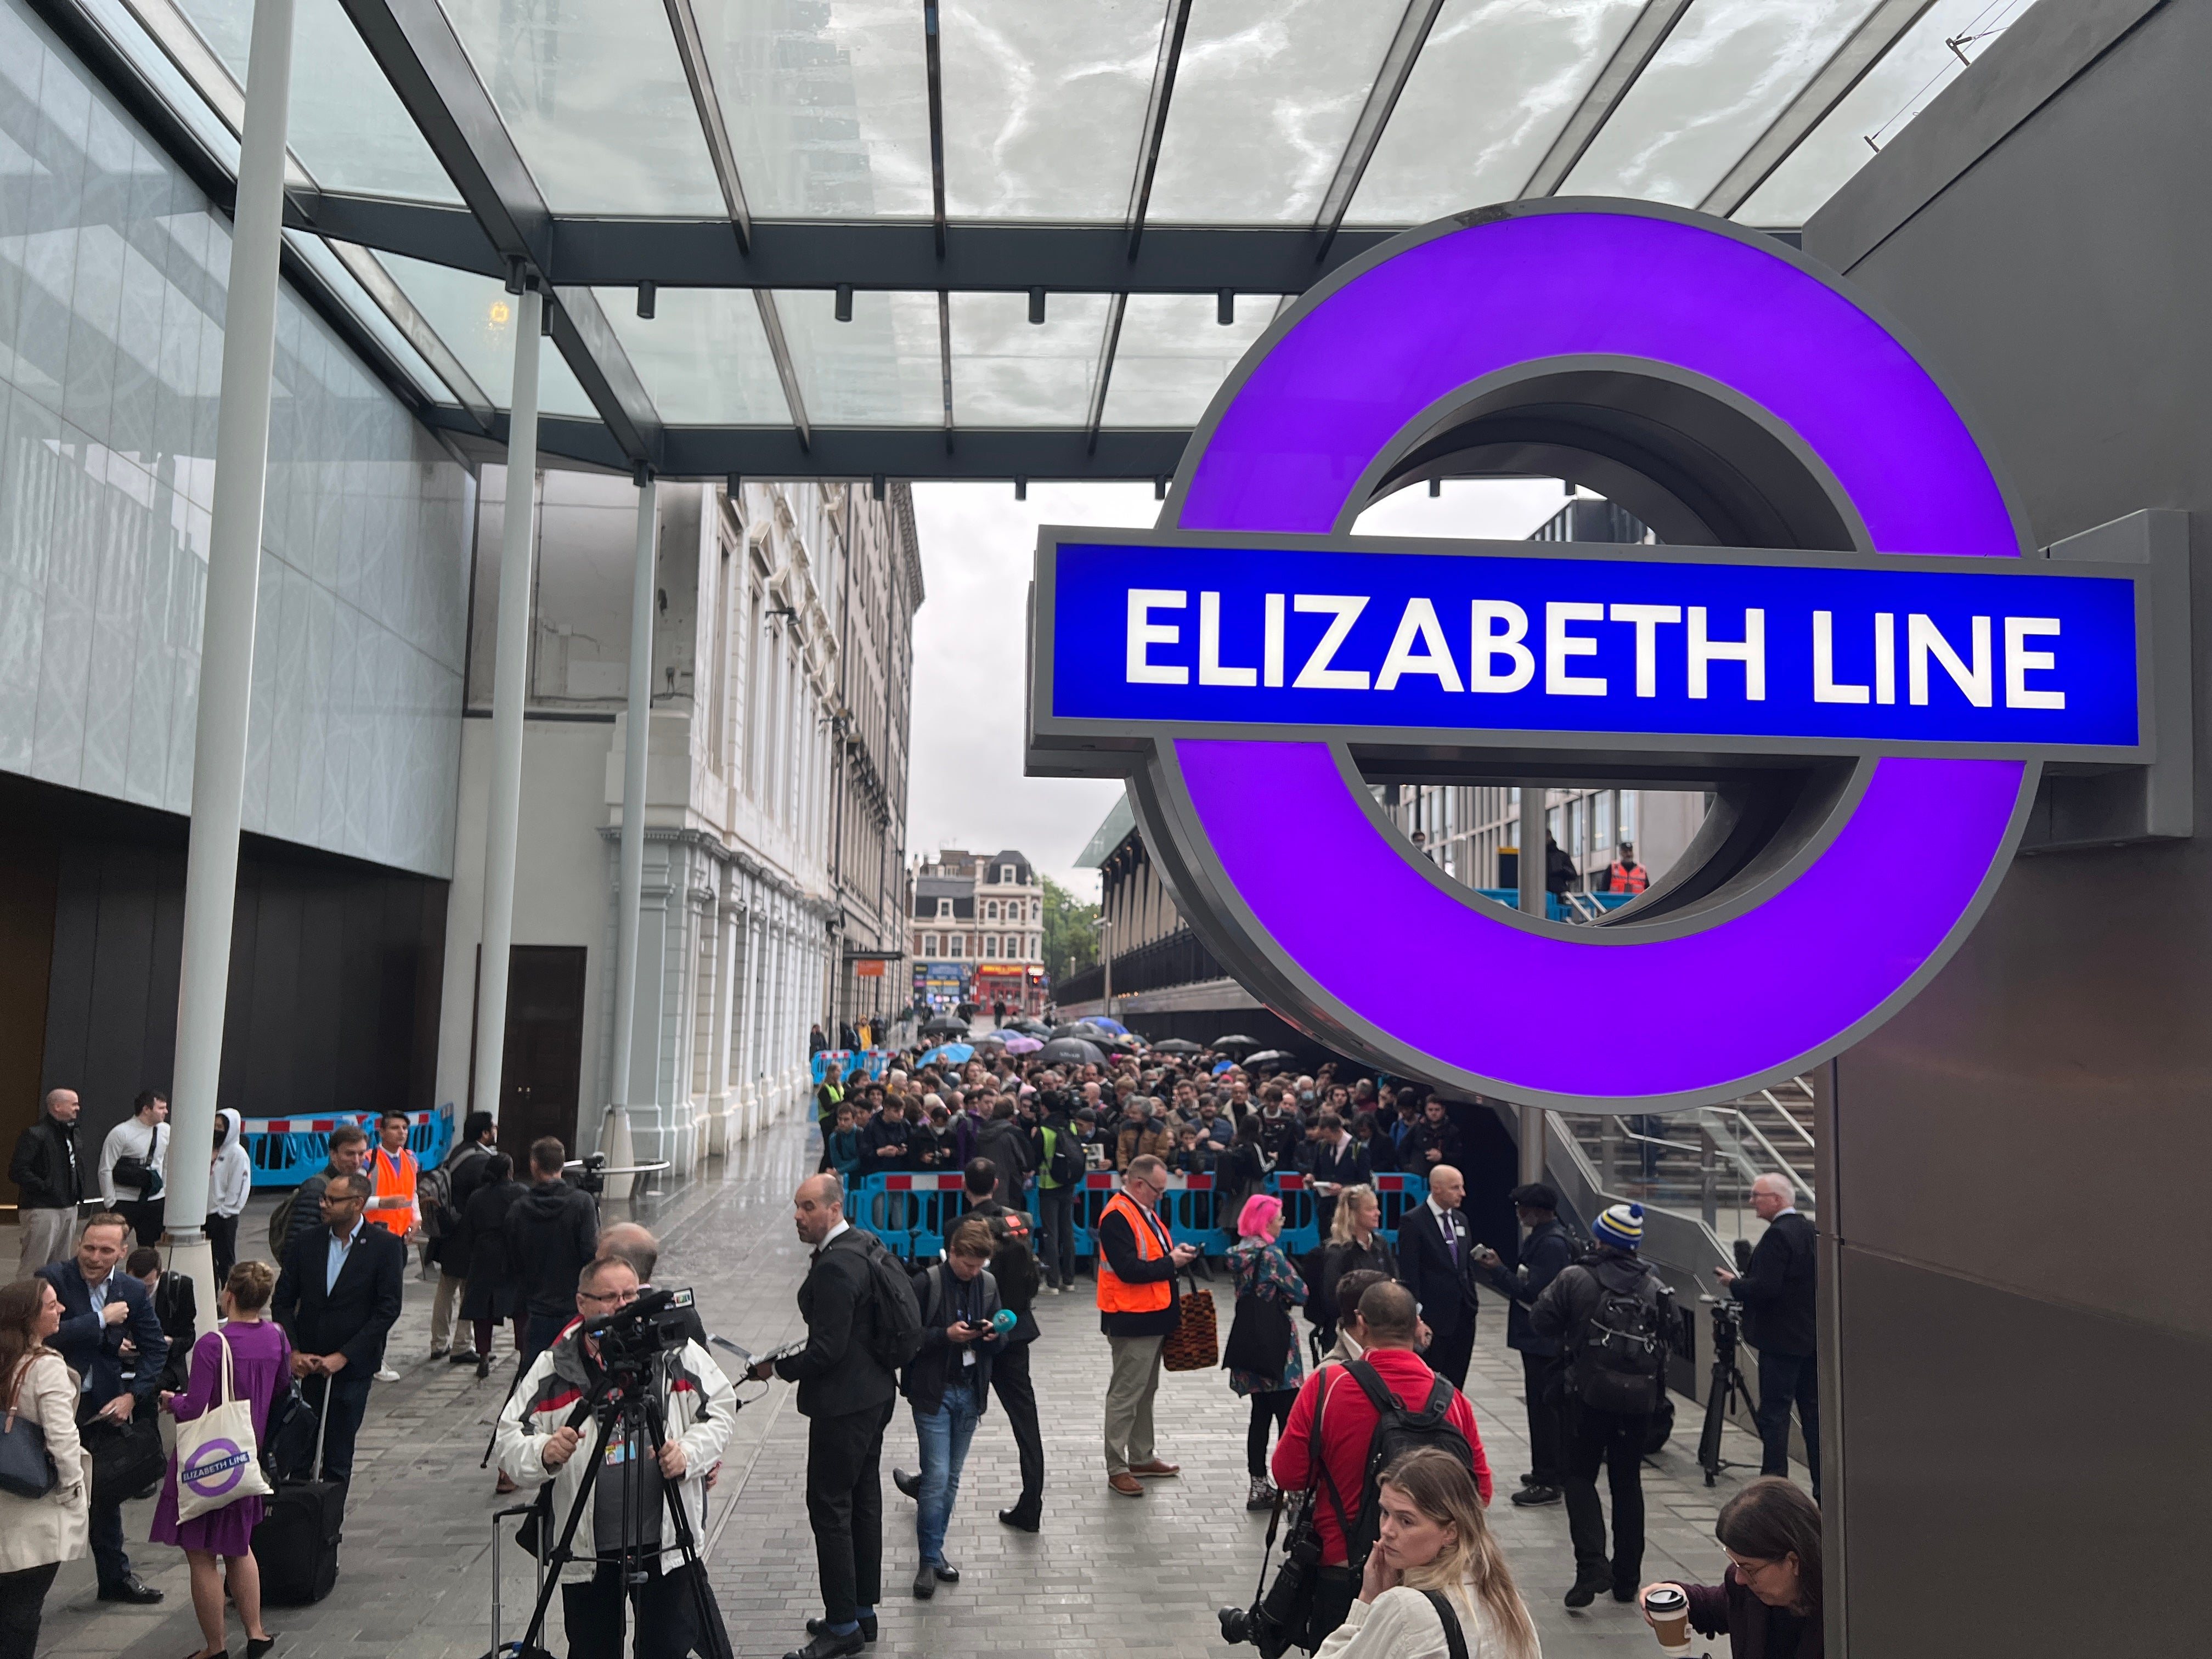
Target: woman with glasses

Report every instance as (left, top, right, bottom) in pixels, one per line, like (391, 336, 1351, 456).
(1638, 1476, 1822, 1657)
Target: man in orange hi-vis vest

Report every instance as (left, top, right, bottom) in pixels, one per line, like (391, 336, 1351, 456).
(366, 1109, 421, 1241)
(1607, 842, 1650, 895)
(1095, 1153, 1198, 1497)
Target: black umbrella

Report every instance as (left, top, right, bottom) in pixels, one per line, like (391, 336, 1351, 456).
(1007, 1018, 1054, 1036)
(1052, 1022, 1114, 1042)
(921, 1014, 970, 1036)
(1243, 1049, 1294, 1068)
(1036, 1036, 1107, 1067)
(1149, 1038, 1203, 1055)
(1211, 1034, 1260, 1053)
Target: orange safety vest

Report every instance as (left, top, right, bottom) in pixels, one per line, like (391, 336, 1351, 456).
(1094, 1189, 1174, 1316)
(368, 1144, 418, 1235)
(1608, 860, 1649, 895)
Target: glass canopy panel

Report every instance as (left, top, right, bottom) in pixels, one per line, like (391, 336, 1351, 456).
(591, 288, 788, 425)
(376, 253, 599, 417)
(1344, 0, 1647, 225)
(776, 289, 942, 426)
(938, 0, 1159, 222)
(948, 292, 1110, 426)
(1735, 0, 2043, 225)
(691, 0, 932, 219)
(171, 0, 461, 201)
(285, 233, 451, 403)
(1562, 0, 1882, 208)
(437, 0, 726, 215)
(1101, 294, 1271, 427)
(1146, 0, 1405, 225)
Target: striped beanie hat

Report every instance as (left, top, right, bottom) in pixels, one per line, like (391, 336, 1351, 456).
(1592, 1202, 1645, 1251)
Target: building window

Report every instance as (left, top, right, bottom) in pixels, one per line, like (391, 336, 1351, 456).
(985, 900, 998, 921)
(923, 933, 937, 956)
(1031, 900, 1041, 921)
(1001, 865, 1014, 883)
(983, 934, 997, 957)
(938, 898, 952, 919)
(948, 935, 963, 958)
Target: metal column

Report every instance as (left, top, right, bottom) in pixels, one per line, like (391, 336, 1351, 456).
(603, 476, 656, 1157)
(160, 0, 296, 1315)
(1518, 783, 1545, 917)
(470, 287, 543, 1132)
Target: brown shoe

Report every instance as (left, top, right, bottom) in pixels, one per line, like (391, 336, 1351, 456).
(1108, 1472, 1144, 1497)
(1128, 1459, 1181, 1478)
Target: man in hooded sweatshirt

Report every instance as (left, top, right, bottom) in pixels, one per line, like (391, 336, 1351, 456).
(208, 1108, 253, 1285)
(504, 1137, 602, 1364)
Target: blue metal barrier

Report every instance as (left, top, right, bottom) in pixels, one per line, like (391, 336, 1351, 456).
(240, 1110, 454, 1188)
(811, 1049, 890, 1087)
(849, 1167, 1427, 1263)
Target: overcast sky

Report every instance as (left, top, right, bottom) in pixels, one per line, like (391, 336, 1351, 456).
(904, 477, 1583, 899)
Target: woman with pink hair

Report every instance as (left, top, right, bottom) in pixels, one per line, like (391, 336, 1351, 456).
(1225, 1192, 1307, 1511)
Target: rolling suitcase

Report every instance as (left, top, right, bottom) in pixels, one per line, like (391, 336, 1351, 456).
(253, 1393, 345, 1604)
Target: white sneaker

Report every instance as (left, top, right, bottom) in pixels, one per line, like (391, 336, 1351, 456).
(373, 1368, 400, 1383)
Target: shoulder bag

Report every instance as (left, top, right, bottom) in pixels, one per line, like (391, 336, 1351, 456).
(0, 1357, 57, 1499)
(1420, 1589, 1472, 1659)
(174, 1328, 276, 1522)
(1221, 1255, 1295, 1375)
(1161, 1267, 1219, 1372)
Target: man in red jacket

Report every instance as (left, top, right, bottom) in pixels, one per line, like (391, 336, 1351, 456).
(1271, 1280, 1492, 1644)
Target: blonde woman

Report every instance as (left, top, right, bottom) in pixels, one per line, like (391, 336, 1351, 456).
(1317, 1447, 1541, 1659)
(1316, 1184, 1397, 1352)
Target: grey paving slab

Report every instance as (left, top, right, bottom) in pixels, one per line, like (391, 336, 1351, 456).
(28, 1116, 1797, 1659)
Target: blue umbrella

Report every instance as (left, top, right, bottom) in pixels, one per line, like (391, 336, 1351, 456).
(920, 1042, 975, 1066)
(1089, 1017, 1130, 1034)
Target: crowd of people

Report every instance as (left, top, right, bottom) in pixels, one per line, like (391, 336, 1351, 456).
(2, 1037, 1819, 1659)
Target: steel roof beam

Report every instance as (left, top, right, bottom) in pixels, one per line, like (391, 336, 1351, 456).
(1699, 0, 1939, 219)
(424, 413, 1191, 482)
(659, 0, 753, 245)
(1125, 0, 1197, 257)
(1518, 0, 1694, 198)
(301, 200, 1403, 290)
(1314, 0, 1447, 247)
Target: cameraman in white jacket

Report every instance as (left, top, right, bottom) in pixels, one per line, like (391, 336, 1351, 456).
(494, 1255, 736, 1659)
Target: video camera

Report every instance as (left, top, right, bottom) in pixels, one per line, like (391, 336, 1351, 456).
(1218, 1490, 1323, 1659)
(582, 1285, 695, 1374)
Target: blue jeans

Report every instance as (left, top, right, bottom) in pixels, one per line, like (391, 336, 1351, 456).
(911, 1386, 982, 1565)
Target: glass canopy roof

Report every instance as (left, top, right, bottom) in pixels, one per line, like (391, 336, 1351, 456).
(71, 0, 2042, 476)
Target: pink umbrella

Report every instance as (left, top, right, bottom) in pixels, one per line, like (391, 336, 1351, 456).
(1003, 1035, 1044, 1054)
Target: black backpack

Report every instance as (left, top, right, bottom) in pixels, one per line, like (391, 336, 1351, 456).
(1569, 1260, 1668, 1414)
(1045, 1124, 1086, 1187)
(844, 1230, 924, 1370)
(1317, 1360, 1476, 1570)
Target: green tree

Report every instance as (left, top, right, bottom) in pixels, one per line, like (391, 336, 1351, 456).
(1041, 876, 1100, 980)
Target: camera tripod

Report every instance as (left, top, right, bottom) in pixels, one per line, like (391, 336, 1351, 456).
(1695, 1294, 1757, 1487)
(492, 1357, 735, 1659)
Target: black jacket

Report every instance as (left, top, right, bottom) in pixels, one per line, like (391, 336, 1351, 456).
(1729, 1210, 1816, 1357)
(144, 1270, 199, 1393)
(1316, 1234, 1398, 1335)
(900, 1261, 1002, 1416)
(273, 1221, 407, 1372)
(1308, 1137, 1371, 1190)
(446, 1141, 499, 1213)
(1530, 1247, 1677, 1379)
(38, 1263, 168, 1407)
(450, 1178, 529, 1286)
(776, 1226, 897, 1419)
(286, 1164, 343, 1260)
(974, 1118, 1032, 1205)
(504, 1179, 602, 1317)
(1397, 1201, 1481, 1337)
(1408, 1117, 1464, 1171)
(964, 1198, 1041, 1340)
(858, 1114, 911, 1172)
(1254, 1110, 1304, 1164)
(9, 1111, 82, 1211)
(1480, 1216, 1575, 1356)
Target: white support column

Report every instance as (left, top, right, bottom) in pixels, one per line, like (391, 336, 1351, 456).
(471, 287, 544, 1131)
(707, 879, 737, 1157)
(601, 476, 656, 1184)
(161, 0, 296, 1319)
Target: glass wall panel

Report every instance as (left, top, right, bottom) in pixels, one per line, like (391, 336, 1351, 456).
(0, 0, 471, 877)
(939, 0, 1158, 221)
(594, 287, 788, 424)
(1562, 0, 1880, 207)
(948, 291, 1108, 426)
(776, 288, 941, 426)
(440, 0, 725, 214)
(284, 233, 448, 402)
(173, 0, 462, 201)
(695, 0, 932, 218)
(1736, 0, 2042, 225)
(1147, 0, 1402, 224)
(378, 253, 600, 417)
(1101, 294, 1270, 427)
(1346, 0, 1645, 224)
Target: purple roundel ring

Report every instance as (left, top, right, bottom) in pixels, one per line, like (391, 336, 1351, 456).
(1149, 202, 2036, 1108)
(182, 1437, 250, 1498)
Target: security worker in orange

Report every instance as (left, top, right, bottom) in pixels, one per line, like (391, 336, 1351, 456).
(1095, 1152, 1197, 1496)
(1607, 841, 1650, 895)
(366, 1108, 421, 1240)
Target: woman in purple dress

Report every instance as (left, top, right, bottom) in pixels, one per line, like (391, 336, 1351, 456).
(152, 1260, 290, 1659)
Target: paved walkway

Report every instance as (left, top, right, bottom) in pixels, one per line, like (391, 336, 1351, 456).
(28, 1117, 1797, 1659)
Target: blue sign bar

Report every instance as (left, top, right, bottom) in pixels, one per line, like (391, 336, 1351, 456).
(1043, 537, 2142, 753)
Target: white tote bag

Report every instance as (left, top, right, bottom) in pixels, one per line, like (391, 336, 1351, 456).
(174, 1327, 276, 1522)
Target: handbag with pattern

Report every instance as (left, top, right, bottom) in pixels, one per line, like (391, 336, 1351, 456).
(1161, 1270, 1219, 1372)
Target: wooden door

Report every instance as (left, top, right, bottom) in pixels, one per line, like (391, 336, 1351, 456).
(480, 946, 587, 1167)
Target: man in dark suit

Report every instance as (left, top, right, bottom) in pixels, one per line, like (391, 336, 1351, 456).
(1472, 1181, 1577, 1507)
(273, 1171, 405, 1482)
(38, 1210, 169, 1602)
(1304, 1112, 1370, 1238)
(749, 1173, 897, 1659)
(1718, 1173, 1820, 1497)
(1396, 1163, 1480, 1389)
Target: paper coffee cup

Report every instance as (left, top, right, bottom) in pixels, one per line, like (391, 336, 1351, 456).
(1643, 1585, 1690, 1651)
